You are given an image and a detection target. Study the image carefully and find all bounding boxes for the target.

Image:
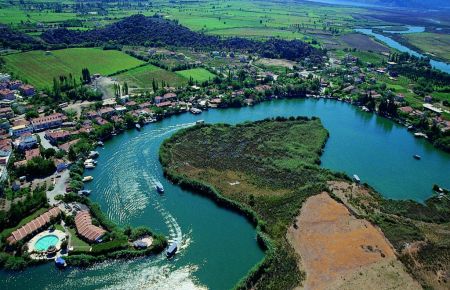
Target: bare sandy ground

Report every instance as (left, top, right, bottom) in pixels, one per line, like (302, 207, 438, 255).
(287, 192, 421, 290)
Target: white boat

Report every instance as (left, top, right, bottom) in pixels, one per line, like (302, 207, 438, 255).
(353, 174, 361, 183)
(84, 159, 97, 165)
(190, 108, 202, 114)
(85, 163, 96, 169)
(414, 132, 428, 139)
(196, 120, 205, 125)
(88, 151, 99, 158)
(82, 176, 94, 182)
(155, 181, 164, 193)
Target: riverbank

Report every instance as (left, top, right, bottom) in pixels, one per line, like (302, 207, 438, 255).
(159, 118, 334, 288)
(160, 118, 450, 289)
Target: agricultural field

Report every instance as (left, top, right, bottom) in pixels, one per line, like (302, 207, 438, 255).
(402, 32, 450, 62)
(115, 64, 189, 91)
(340, 33, 390, 52)
(0, 0, 379, 44)
(205, 27, 308, 40)
(175, 68, 216, 83)
(3, 48, 144, 88)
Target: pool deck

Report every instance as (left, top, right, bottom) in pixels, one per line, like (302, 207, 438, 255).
(27, 229, 67, 260)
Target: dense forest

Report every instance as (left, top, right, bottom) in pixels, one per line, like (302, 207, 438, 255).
(0, 25, 43, 50)
(41, 15, 324, 61)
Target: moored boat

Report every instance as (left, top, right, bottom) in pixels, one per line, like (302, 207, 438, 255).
(136, 123, 141, 130)
(78, 190, 92, 196)
(82, 176, 94, 182)
(353, 174, 361, 183)
(190, 108, 202, 114)
(84, 163, 96, 169)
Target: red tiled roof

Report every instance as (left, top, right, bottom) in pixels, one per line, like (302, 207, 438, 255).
(74, 211, 106, 242)
(25, 148, 40, 160)
(59, 139, 80, 152)
(45, 130, 70, 140)
(7, 207, 61, 244)
(156, 101, 172, 108)
(31, 113, 66, 126)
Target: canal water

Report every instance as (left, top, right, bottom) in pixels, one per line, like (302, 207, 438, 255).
(355, 27, 450, 74)
(2, 99, 450, 289)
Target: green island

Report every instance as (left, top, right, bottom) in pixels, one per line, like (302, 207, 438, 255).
(160, 118, 450, 289)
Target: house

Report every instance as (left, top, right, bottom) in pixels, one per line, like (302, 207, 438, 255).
(399, 106, 414, 114)
(9, 124, 33, 137)
(94, 117, 109, 125)
(156, 101, 172, 108)
(424, 95, 433, 103)
(155, 93, 177, 104)
(0, 107, 14, 119)
(19, 84, 35, 96)
(31, 113, 66, 131)
(85, 111, 99, 119)
(138, 102, 152, 109)
(119, 95, 130, 104)
(59, 139, 79, 152)
(98, 107, 115, 117)
(114, 105, 127, 114)
(14, 134, 38, 151)
(25, 148, 40, 160)
(45, 130, 70, 145)
(75, 211, 106, 242)
(125, 101, 137, 108)
(8, 80, 22, 90)
(6, 208, 61, 245)
(0, 89, 15, 100)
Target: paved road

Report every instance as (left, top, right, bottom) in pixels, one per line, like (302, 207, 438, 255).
(37, 132, 58, 150)
(47, 170, 69, 205)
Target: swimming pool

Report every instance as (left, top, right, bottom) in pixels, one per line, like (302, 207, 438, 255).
(34, 235, 59, 252)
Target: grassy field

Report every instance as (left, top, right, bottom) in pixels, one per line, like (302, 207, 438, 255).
(175, 68, 216, 83)
(67, 227, 90, 251)
(4, 48, 144, 88)
(160, 118, 332, 289)
(402, 32, 450, 62)
(115, 64, 189, 90)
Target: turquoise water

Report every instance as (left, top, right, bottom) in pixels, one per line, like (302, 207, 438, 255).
(34, 235, 59, 251)
(1, 99, 449, 289)
(355, 27, 450, 74)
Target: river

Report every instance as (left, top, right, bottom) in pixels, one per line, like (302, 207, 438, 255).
(355, 26, 450, 74)
(2, 98, 450, 289)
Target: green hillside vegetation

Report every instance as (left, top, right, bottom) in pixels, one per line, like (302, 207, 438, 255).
(175, 68, 216, 83)
(115, 64, 189, 90)
(3, 48, 144, 88)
